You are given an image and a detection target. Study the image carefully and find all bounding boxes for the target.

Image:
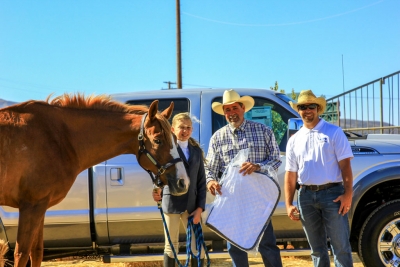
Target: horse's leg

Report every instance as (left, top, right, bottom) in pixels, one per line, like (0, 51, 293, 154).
(14, 204, 47, 267)
(30, 215, 45, 267)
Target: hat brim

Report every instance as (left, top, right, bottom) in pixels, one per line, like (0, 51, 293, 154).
(212, 96, 255, 115)
(290, 98, 326, 115)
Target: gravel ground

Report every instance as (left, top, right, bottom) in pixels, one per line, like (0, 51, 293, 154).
(41, 254, 365, 267)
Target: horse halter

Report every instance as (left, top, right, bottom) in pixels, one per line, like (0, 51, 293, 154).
(136, 113, 183, 188)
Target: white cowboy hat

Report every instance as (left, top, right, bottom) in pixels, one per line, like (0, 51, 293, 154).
(212, 89, 255, 115)
(289, 89, 327, 115)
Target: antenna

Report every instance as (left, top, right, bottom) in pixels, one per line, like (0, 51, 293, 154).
(342, 54, 345, 92)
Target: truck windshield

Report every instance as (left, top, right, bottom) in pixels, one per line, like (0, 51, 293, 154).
(276, 93, 295, 104)
(211, 96, 296, 152)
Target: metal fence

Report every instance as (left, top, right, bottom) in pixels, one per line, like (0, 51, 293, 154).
(321, 70, 400, 135)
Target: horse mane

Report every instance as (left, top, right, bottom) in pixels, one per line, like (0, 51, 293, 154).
(46, 93, 148, 115)
(47, 93, 173, 146)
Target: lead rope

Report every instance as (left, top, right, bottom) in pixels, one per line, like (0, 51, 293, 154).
(156, 201, 211, 267)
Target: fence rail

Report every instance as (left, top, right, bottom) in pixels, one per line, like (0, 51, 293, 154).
(321, 70, 400, 135)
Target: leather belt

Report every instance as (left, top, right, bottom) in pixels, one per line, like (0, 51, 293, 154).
(300, 182, 342, 192)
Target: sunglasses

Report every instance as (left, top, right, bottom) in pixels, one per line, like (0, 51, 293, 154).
(298, 104, 318, 111)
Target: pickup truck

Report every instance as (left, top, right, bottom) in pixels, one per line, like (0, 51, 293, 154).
(1, 88, 399, 267)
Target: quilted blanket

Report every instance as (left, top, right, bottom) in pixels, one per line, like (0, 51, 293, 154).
(205, 166, 280, 251)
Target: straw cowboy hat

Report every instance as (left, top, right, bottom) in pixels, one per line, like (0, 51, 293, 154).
(212, 89, 255, 115)
(289, 89, 327, 115)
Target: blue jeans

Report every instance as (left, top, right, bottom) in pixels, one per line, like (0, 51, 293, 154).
(227, 222, 282, 267)
(298, 185, 353, 267)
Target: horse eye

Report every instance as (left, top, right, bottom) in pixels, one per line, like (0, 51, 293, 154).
(154, 139, 161, 145)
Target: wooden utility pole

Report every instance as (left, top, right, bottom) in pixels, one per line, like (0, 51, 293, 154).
(176, 0, 182, 89)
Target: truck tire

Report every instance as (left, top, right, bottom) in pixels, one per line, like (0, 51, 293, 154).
(358, 199, 400, 266)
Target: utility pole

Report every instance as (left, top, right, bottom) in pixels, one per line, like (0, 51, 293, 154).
(176, 0, 182, 89)
(164, 81, 176, 89)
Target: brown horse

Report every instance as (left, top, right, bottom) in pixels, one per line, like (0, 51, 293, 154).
(0, 94, 190, 267)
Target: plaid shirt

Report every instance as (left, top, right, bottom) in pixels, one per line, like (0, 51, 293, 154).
(205, 119, 281, 183)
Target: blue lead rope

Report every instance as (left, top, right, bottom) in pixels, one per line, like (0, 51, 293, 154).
(157, 202, 211, 267)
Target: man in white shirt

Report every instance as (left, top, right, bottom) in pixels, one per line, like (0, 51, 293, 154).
(284, 90, 354, 267)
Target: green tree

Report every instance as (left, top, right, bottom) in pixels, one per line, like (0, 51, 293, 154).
(291, 89, 297, 100)
(270, 81, 279, 91)
(270, 81, 285, 93)
(268, 81, 288, 144)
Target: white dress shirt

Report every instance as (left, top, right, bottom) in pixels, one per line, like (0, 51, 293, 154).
(177, 140, 190, 160)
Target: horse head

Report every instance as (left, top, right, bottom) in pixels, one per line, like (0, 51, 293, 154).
(137, 100, 189, 196)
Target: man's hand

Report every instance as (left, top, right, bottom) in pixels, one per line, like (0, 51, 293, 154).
(239, 162, 261, 175)
(207, 180, 222, 196)
(336, 158, 353, 216)
(286, 205, 301, 221)
(333, 191, 353, 216)
(152, 188, 162, 202)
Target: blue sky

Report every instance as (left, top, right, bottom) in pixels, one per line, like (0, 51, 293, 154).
(1, 0, 399, 103)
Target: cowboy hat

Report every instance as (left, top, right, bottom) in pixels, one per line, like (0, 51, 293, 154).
(289, 89, 326, 115)
(212, 89, 255, 115)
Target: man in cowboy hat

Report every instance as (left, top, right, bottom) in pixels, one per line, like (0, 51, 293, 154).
(205, 89, 283, 267)
(284, 89, 354, 266)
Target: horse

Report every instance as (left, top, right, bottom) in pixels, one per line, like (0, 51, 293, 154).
(0, 94, 190, 267)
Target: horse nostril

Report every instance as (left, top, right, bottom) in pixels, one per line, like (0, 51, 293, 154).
(177, 178, 186, 189)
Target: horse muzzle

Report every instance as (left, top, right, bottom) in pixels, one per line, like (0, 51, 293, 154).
(166, 170, 189, 196)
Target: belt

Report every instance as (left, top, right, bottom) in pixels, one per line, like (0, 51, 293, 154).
(300, 182, 342, 192)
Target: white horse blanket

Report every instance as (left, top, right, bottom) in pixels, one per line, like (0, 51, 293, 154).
(205, 165, 280, 251)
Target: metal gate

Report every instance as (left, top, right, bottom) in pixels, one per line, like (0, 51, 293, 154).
(321, 70, 400, 135)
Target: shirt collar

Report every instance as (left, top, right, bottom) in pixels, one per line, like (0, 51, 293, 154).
(299, 118, 325, 133)
(313, 118, 325, 131)
(228, 119, 247, 133)
(177, 140, 189, 149)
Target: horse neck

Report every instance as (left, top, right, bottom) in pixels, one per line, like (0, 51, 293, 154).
(64, 109, 142, 171)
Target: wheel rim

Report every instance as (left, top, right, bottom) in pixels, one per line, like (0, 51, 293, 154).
(377, 217, 400, 266)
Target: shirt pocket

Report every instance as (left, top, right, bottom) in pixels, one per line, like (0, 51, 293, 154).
(246, 141, 266, 162)
(221, 144, 236, 164)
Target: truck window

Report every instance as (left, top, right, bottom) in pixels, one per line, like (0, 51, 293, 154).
(211, 96, 293, 152)
(126, 98, 190, 122)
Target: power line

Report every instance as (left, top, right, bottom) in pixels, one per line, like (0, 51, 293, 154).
(182, 0, 385, 27)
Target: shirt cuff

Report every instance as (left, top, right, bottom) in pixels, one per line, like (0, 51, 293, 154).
(256, 163, 263, 171)
(206, 178, 215, 184)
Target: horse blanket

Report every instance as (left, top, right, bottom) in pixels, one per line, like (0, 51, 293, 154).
(205, 165, 280, 251)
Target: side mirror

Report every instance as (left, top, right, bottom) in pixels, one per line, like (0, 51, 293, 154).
(287, 118, 303, 138)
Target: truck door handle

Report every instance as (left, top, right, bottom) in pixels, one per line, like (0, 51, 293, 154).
(110, 167, 124, 185)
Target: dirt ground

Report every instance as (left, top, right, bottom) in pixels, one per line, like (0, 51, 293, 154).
(41, 254, 365, 267)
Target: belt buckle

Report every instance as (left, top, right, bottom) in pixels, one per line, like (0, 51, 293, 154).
(315, 185, 320, 191)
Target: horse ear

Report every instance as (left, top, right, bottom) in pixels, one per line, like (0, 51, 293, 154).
(148, 100, 159, 121)
(161, 102, 174, 120)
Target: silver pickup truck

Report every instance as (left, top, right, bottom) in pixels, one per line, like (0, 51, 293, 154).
(1, 88, 399, 267)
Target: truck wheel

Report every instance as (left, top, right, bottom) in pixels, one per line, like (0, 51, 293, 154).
(358, 199, 400, 266)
